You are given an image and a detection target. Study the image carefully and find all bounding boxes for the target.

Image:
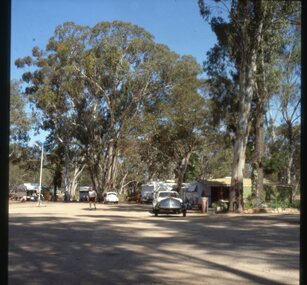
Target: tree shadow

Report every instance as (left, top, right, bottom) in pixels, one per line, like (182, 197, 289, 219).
(9, 207, 299, 285)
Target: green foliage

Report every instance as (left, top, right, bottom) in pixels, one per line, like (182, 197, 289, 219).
(199, 134, 233, 179)
(184, 153, 202, 181)
(16, 20, 212, 191)
(264, 122, 300, 184)
(245, 183, 298, 210)
(244, 199, 300, 210)
(199, 1, 301, 211)
(267, 200, 300, 209)
(121, 53, 209, 185)
(264, 185, 293, 203)
(243, 187, 251, 199)
(10, 81, 31, 145)
(263, 152, 286, 176)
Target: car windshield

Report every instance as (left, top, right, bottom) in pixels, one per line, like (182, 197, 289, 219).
(107, 192, 117, 196)
(158, 191, 179, 198)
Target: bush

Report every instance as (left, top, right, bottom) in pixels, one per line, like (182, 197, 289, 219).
(264, 185, 293, 202)
(244, 199, 300, 209)
(266, 200, 300, 209)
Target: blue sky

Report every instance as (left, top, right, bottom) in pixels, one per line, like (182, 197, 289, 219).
(11, 0, 216, 80)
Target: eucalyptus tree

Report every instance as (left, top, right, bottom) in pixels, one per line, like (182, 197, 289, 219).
(158, 56, 208, 191)
(199, 0, 300, 211)
(249, 1, 301, 204)
(16, 22, 91, 196)
(16, 21, 182, 194)
(9, 81, 31, 157)
(134, 55, 208, 190)
(199, 0, 267, 211)
(265, 12, 301, 198)
(9, 81, 33, 191)
(76, 21, 181, 193)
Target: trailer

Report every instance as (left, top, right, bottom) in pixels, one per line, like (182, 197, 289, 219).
(12, 183, 46, 201)
(141, 181, 178, 203)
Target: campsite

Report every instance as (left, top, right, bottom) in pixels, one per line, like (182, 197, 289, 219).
(4, 1, 301, 284)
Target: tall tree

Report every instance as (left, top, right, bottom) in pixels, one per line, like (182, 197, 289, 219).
(16, 21, 184, 194)
(199, 0, 300, 211)
(250, 1, 301, 204)
(267, 11, 301, 200)
(200, 0, 268, 211)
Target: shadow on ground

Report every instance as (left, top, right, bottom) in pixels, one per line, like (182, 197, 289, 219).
(9, 204, 299, 285)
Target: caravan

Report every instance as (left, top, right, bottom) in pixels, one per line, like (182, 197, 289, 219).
(13, 183, 46, 201)
(79, 186, 91, 201)
(179, 181, 211, 209)
(141, 181, 177, 203)
(140, 183, 155, 203)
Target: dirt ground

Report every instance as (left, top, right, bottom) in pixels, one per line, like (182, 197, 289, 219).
(9, 201, 300, 285)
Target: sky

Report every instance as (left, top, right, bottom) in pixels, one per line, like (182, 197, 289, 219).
(11, 0, 216, 80)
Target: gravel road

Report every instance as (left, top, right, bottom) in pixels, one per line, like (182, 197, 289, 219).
(9, 202, 300, 285)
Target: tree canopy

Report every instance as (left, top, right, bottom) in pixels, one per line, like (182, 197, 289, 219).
(12, 6, 301, 209)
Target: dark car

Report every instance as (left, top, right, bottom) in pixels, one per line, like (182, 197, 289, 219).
(152, 191, 187, 217)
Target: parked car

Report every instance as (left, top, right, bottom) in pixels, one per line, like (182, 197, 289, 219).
(152, 190, 187, 217)
(104, 192, 119, 204)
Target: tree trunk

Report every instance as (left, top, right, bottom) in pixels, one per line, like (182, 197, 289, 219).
(90, 173, 100, 191)
(103, 139, 117, 194)
(119, 172, 128, 195)
(53, 168, 62, 201)
(68, 165, 85, 200)
(229, 47, 256, 212)
(230, 134, 248, 212)
(89, 155, 101, 191)
(253, 18, 269, 205)
(229, 53, 255, 212)
(286, 121, 296, 203)
(254, 109, 265, 203)
(229, 0, 265, 212)
(176, 150, 192, 192)
(286, 121, 294, 185)
(252, 74, 266, 204)
(63, 147, 70, 194)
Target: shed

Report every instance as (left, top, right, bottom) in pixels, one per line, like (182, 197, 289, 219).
(181, 177, 252, 207)
(200, 176, 274, 205)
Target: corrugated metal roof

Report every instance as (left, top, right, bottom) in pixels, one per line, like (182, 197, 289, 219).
(201, 177, 273, 187)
